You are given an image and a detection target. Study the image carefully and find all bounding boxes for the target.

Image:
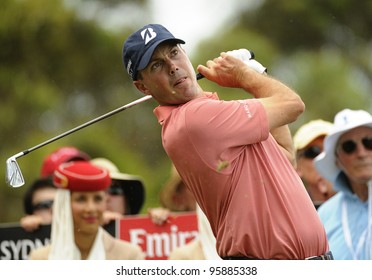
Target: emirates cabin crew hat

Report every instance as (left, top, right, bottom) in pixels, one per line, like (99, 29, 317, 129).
(314, 109, 372, 182)
(90, 158, 145, 214)
(41, 146, 91, 177)
(293, 119, 333, 151)
(122, 24, 185, 80)
(53, 161, 111, 192)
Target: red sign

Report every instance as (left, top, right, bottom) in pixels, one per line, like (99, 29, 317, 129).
(117, 212, 198, 260)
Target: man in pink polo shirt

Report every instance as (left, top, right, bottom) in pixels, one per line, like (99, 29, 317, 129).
(122, 24, 331, 260)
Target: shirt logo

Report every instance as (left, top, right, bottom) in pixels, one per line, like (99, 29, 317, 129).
(141, 28, 157, 45)
(238, 100, 252, 118)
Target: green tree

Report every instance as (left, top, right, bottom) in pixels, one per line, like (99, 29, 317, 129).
(0, 0, 167, 222)
(193, 0, 371, 131)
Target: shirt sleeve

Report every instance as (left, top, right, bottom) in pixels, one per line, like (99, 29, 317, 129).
(184, 98, 270, 149)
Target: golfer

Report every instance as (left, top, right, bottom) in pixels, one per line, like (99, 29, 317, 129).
(122, 24, 331, 260)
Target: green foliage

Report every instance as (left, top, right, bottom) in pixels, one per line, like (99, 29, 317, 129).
(0, 0, 167, 222)
(194, 0, 371, 133)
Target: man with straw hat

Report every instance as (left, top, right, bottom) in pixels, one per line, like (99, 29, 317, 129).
(293, 119, 337, 209)
(315, 109, 372, 259)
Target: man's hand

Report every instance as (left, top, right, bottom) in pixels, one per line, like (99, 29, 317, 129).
(196, 48, 266, 87)
(20, 215, 44, 232)
(197, 52, 258, 88)
(102, 210, 124, 225)
(148, 207, 171, 225)
(226, 49, 267, 74)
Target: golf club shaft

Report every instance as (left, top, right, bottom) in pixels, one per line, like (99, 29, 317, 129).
(18, 95, 153, 158)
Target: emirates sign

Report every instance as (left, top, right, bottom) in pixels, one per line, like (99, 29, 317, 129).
(118, 212, 198, 260)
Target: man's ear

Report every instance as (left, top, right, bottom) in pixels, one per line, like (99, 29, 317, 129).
(133, 80, 150, 95)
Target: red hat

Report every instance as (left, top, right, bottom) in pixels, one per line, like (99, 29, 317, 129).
(40, 146, 91, 177)
(53, 161, 111, 192)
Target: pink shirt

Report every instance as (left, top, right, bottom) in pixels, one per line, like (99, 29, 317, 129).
(154, 93, 328, 259)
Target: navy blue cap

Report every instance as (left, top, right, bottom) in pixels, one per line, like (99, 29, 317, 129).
(122, 24, 185, 80)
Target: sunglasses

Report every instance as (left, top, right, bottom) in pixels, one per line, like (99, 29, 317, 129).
(32, 200, 54, 211)
(107, 186, 124, 196)
(339, 136, 372, 154)
(298, 146, 322, 159)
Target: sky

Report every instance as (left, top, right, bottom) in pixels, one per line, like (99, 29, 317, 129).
(68, 0, 258, 55)
(149, 0, 256, 55)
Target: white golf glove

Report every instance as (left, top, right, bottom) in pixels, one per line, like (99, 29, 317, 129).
(226, 48, 267, 74)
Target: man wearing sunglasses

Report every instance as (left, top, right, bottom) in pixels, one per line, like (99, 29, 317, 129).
(315, 109, 372, 259)
(20, 177, 57, 232)
(294, 120, 337, 209)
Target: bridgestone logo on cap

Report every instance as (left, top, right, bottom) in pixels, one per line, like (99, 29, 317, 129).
(141, 28, 157, 45)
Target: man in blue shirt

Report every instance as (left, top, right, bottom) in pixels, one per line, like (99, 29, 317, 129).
(315, 109, 372, 259)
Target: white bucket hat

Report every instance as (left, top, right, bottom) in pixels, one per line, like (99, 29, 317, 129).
(314, 109, 372, 182)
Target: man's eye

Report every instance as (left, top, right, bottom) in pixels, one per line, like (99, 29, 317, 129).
(151, 61, 161, 70)
(170, 49, 178, 57)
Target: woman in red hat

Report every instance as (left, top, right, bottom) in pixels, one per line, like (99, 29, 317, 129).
(28, 161, 144, 260)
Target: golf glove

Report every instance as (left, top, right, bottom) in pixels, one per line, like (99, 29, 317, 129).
(226, 48, 267, 74)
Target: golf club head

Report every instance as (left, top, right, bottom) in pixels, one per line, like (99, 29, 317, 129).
(6, 156, 25, 188)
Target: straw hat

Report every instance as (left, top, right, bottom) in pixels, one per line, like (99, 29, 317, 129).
(293, 119, 333, 151)
(90, 158, 145, 214)
(314, 109, 372, 182)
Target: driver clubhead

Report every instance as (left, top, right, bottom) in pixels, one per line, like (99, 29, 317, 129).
(6, 157, 25, 188)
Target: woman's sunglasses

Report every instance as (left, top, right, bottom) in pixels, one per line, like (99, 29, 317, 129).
(339, 136, 372, 154)
(297, 146, 322, 159)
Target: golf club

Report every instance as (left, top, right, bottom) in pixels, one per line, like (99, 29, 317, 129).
(5, 95, 152, 188)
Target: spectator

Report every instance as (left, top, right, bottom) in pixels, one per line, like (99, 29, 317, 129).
(293, 119, 337, 209)
(20, 177, 56, 232)
(40, 146, 90, 178)
(148, 163, 195, 225)
(149, 164, 219, 259)
(168, 204, 220, 260)
(159, 163, 196, 212)
(90, 157, 145, 224)
(122, 23, 330, 259)
(315, 109, 372, 259)
(28, 161, 144, 260)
